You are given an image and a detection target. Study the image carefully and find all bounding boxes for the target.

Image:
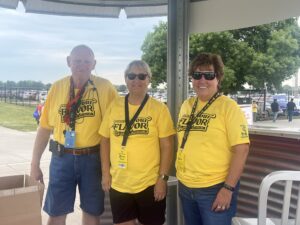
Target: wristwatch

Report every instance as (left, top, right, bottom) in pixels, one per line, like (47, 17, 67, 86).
(158, 174, 169, 181)
(223, 183, 235, 192)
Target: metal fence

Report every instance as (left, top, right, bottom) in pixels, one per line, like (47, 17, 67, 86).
(0, 87, 48, 106)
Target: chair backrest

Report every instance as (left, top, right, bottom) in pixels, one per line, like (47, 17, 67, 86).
(258, 171, 300, 225)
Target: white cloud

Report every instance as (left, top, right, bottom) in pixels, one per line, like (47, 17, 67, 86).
(0, 6, 166, 85)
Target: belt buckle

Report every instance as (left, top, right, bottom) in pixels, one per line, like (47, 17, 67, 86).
(73, 149, 81, 156)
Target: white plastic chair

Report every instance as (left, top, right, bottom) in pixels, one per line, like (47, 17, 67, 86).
(232, 171, 300, 225)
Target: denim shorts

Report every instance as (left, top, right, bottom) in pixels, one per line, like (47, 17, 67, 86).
(43, 153, 105, 217)
(178, 181, 239, 225)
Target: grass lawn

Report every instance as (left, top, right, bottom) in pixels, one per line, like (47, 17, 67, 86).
(0, 101, 38, 131)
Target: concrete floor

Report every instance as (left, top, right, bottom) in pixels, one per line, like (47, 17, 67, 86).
(0, 126, 112, 225)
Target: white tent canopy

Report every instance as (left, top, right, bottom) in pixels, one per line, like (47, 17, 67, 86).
(189, 0, 300, 34)
(0, 0, 167, 18)
(1, 0, 300, 33)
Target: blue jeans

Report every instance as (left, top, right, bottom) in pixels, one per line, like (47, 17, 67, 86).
(287, 111, 293, 122)
(272, 112, 278, 122)
(44, 153, 105, 216)
(178, 181, 239, 225)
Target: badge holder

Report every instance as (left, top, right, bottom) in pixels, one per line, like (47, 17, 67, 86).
(177, 149, 185, 172)
(118, 146, 128, 169)
(64, 130, 76, 148)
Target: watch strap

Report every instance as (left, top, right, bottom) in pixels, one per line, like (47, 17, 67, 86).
(223, 183, 235, 192)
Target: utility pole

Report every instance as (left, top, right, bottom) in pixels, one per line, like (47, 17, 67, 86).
(295, 72, 299, 97)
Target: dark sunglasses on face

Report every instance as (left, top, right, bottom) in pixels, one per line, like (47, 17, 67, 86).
(191, 71, 216, 80)
(126, 73, 148, 80)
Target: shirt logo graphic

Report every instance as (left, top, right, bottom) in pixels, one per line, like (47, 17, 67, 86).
(240, 125, 249, 138)
(112, 116, 152, 137)
(177, 113, 216, 132)
(59, 98, 97, 122)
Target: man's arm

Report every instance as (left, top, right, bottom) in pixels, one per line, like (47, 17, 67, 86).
(30, 127, 51, 183)
(100, 136, 111, 192)
(212, 143, 249, 211)
(154, 135, 174, 201)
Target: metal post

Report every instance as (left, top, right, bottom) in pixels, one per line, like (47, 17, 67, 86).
(263, 89, 266, 112)
(167, 0, 189, 123)
(166, 0, 189, 224)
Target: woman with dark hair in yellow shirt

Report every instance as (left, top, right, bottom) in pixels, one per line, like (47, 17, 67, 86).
(176, 53, 250, 225)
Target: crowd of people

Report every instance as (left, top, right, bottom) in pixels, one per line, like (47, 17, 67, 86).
(30, 45, 251, 225)
(251, 98, 298, 123)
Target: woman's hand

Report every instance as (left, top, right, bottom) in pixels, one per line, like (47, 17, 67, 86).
(154, 179, 167, 201)
(211, 188, 233, 212)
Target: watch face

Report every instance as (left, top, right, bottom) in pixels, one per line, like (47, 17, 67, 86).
(162, 175, 169, 181)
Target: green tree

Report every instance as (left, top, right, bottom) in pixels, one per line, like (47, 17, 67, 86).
(141, 22, 167, 87)
(189, 32, 256, 93)
(6, 81, 17, 88)
(0, 80, 50, 89)
(141, 18, 300, 93)
(280, 84, 293, 93)
(115, 84, 127, 92)
(231, 19, 300, 90)
(17, 80, 45, 89)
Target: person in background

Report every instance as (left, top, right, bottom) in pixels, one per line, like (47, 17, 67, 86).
(99, 60, 175, 225)
(287, 98, 297, 122)
(252, 100, 258, 122)
(176, 53, 250, 225)
(33, 100, 45, 125)
(30, 45, 118, 225)
(271, 99, 279, 122)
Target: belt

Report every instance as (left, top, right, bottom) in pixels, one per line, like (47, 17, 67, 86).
(62, 144, 100, 156)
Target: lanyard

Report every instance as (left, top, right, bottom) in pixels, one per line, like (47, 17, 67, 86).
(121, 94, 149, 148)
(180, 92, 221, 149)
(64, 78, 89, 131)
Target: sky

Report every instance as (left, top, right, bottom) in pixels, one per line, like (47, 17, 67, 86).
(0, 3, 166, 85)
(0, 4, 299, 87)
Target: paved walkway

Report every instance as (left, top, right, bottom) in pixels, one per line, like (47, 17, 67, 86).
(0, 118, 299, 224)
(252, 117, 300, 129)
(0, 126, 112, 225)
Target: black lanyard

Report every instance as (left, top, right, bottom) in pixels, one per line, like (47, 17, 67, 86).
(180, 92, 221, 149)
(121, 94, 149, 148)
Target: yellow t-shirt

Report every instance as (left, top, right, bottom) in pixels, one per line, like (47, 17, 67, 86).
(176, 95, 250, 188)
(99, 96, 176, 193)
(252, 103, 258, 113)
(40, 75, 118, 148)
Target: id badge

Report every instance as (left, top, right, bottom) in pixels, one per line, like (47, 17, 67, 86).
(64, 130, 76, 148)
(118, 149, 128, 169)
(176, 150, 185, 173)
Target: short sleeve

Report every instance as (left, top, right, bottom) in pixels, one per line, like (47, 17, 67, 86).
(157, 104, 176, 138)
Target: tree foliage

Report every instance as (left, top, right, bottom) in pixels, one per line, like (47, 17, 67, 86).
(141, 22, 167, 87)
(0, 80, 49, 89)
(141, 18, 300, 93)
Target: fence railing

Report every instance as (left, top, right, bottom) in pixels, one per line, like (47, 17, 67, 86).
(0, 87, 48, 106)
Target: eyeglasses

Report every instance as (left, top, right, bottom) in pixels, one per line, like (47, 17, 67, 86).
(191, 71, 216, 80)
(126, 73, 148, 80)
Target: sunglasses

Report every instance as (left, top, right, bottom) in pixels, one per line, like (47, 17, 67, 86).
(191, 71, 216, 80)
(126, 73, 148, 80)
